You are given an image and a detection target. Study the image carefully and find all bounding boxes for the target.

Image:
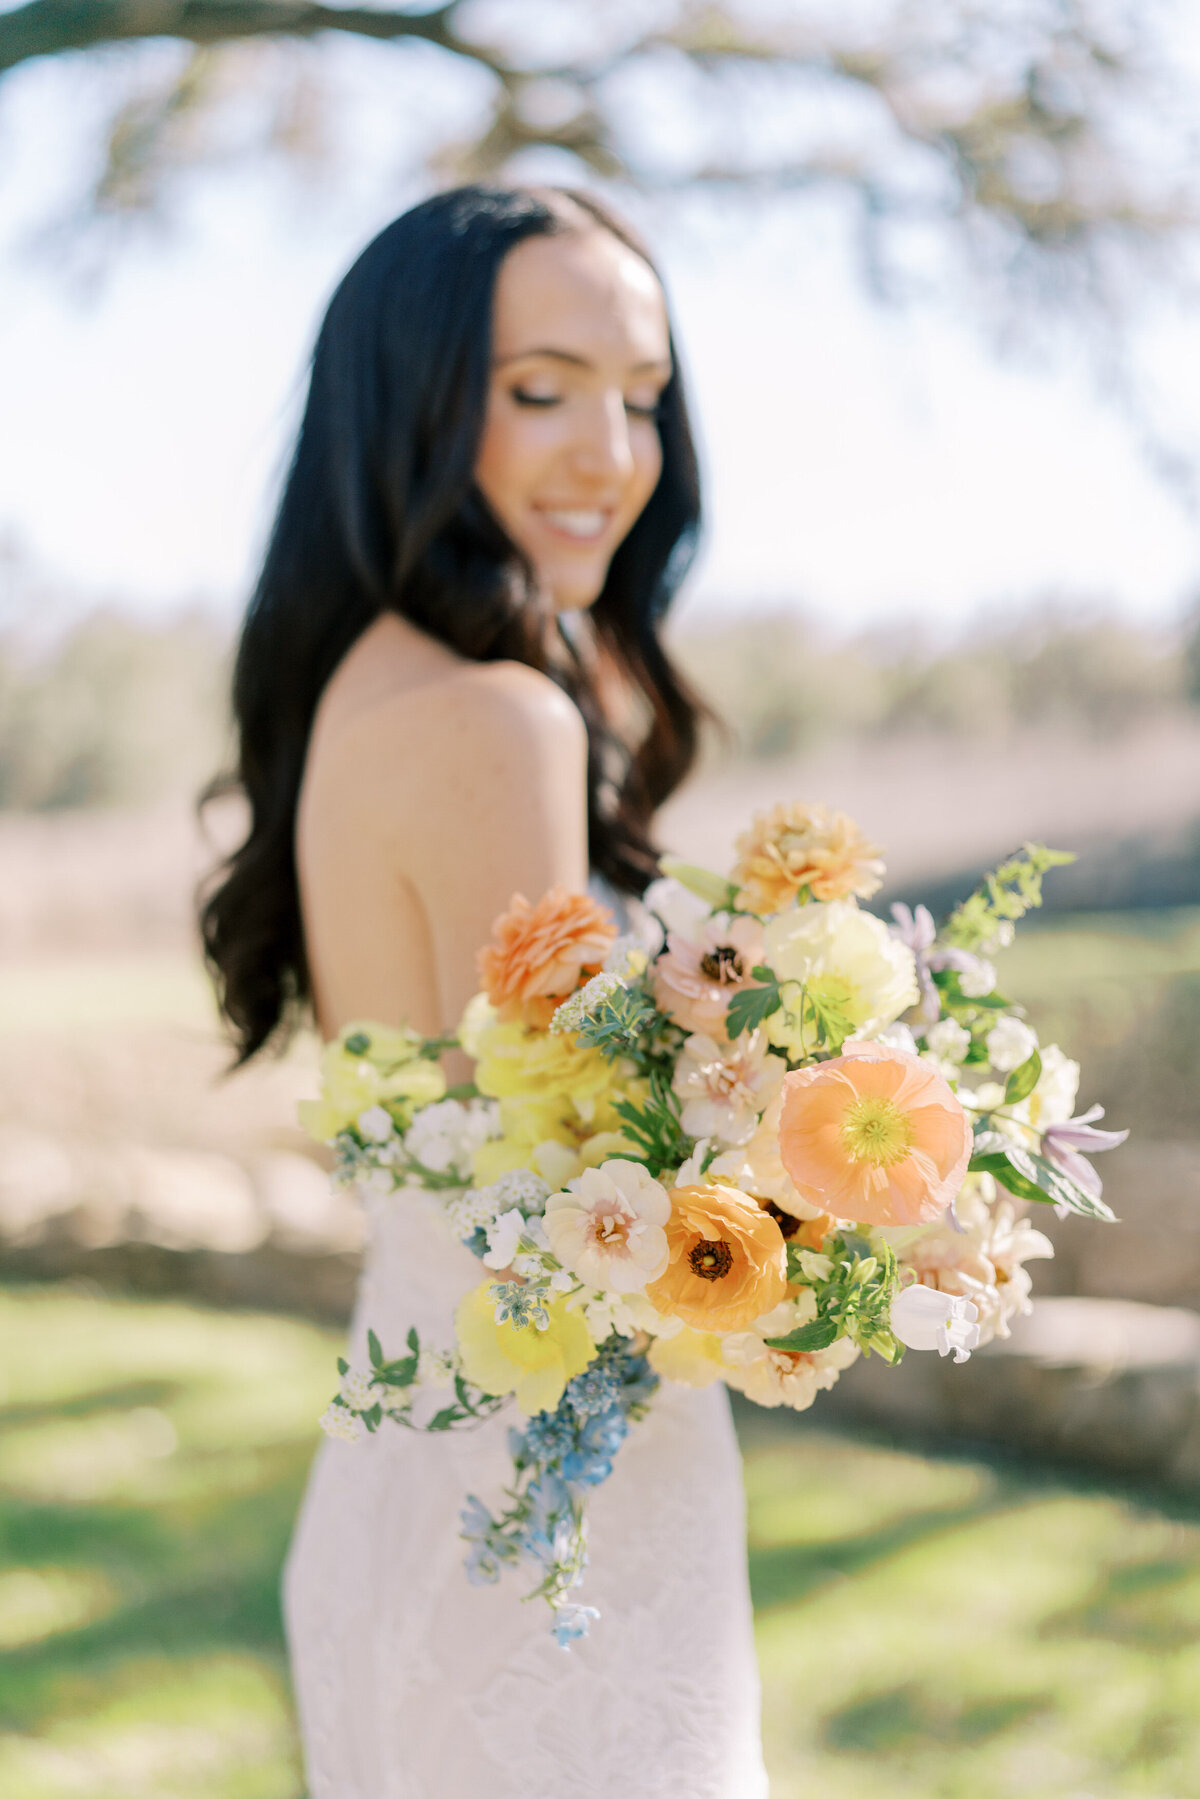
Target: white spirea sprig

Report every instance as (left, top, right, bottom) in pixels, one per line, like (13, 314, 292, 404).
(549, 972, 625, 1034)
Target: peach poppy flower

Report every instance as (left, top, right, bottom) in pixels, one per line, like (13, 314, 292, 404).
(478, 887, 617, 1028)
(778, 1040, 972, 1227)
(645, 1183, 788, 1333)
(733, 802, 885, 913)
(652, 912, 764, 1037)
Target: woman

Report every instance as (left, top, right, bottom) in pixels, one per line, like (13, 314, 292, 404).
(202, 185, 769, 1799)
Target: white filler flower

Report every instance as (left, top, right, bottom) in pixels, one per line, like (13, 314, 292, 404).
(924, 1018, 971, 1064)
(985, 1016, 1039, 1073)
(319, 1403, 365, 1442)
(543, 1159, 671, 1294)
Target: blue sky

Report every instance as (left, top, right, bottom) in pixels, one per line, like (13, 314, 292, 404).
(2, 25, 1198, 636)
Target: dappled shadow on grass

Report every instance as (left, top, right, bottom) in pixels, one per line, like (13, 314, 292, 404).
(0, 1451, 309, 1730)
(0, 1379, 184, 1436)
(1039, 1549, 1200, 1653)
(749, 1488, 1018, 1614)
(821, 1683, 1052, 1755)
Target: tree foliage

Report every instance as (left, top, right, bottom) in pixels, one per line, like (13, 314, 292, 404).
(1, 0, 1195, 305)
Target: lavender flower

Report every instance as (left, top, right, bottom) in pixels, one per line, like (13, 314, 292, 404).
(890, 902, 998, 1022)
(1042, 1105, 1129, 1200)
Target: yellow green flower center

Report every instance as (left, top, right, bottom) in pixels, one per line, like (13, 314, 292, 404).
(839, 1095, 914, 1167)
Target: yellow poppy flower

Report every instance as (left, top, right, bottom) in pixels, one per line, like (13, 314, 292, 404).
(455, 1282, 597, 1416)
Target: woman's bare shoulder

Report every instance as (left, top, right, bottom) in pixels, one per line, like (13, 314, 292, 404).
(315, 658, 587, 797)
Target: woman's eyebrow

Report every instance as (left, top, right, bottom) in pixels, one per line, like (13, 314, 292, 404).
(494, 347, 672, 374)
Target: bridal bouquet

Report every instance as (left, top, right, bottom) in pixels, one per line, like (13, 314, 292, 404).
(303, 802, 1125, 1645)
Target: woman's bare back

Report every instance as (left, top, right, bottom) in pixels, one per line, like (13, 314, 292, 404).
(296, 611, 590, 1044)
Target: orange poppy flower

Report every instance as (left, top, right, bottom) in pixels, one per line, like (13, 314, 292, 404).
(777, 1040, 972, 1227)
(646, 1183, 788, 1333)
(478, 886, 617, 1028)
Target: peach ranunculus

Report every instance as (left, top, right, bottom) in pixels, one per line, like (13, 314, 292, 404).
(721, 1334, 859, 1411)
(671, 1027, 784, 1147)
(645, 1183, 788, 1332)
(733, 801, 885, 913)
(652, 912, 764, 1037)
(478, 887, 617, 1028)
(778, 1040, 972, 1228)
(883, 1174, 1054, 1346)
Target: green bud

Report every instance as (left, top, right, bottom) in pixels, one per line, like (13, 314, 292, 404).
(657, 857, 740, 911)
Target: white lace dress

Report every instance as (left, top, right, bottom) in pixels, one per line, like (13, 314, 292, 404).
(283, 1182, 770, 1798)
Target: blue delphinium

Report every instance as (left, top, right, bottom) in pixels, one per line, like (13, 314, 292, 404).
(553, 1602, 601, 1647)
(460, 1335, 660, 1645)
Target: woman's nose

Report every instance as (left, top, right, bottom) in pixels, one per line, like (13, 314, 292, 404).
(570, 389, 635, 483)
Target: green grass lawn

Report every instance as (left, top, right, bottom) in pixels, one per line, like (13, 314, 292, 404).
(2, 1287, 1199, 1798)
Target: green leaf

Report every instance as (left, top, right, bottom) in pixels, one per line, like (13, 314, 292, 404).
(378, 1356, 418, 1388)
(763, 1316, 840, 1353)
(406, 1327, 419, 1355)
(969, 1147, 1116, 1222)
(427, 1406, 464, 1432)
(1029, 1155, 1117, 1223)
(657, 856, 740, 911)
(969, 1150, 1045, 1203)
(367, 1329, 383, 1369)
(343, 1031, 371, 1056)
(336, 1356, 349, 1377)
(1004, 1048, 1042, 1106)
(933, 969, 1011, 1010)
(805, 981, 856, 1052)
(725, 965, 782, 1040)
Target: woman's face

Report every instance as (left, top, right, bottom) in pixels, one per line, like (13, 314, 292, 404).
(475, 227, 673, 613)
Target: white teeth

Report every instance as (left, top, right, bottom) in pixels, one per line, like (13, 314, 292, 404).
(539, 509, 608, 539)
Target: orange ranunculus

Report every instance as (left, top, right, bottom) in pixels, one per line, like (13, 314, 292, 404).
(777, 1040, 972, 1227)
(645, 1183, 788, 1333)
(733, 801, 884, 913)
(478, 886, 617, 1028)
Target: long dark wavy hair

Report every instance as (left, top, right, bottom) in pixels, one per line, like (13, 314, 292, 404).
(200, 184, 706, 1065)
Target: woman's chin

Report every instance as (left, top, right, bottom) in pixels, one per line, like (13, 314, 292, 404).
(544, 567, 609, 613)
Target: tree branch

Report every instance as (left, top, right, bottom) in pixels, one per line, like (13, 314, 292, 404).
(0, 0, 467, 77)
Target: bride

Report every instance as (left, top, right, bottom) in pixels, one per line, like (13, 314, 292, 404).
(201, 185, 770, 1799)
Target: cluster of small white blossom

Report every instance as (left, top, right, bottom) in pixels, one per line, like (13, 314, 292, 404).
(443, 1186, 503, 1237)
(405, 1097, 500, 1180)
(319, 1402, 365, 1442)
(442, 1168, 553, 1242)
(548, 971, 625, 1034)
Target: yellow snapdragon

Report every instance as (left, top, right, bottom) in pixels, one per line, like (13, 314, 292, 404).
(298, 1019, 446, 1142)
(468, 1020, 637, 1184)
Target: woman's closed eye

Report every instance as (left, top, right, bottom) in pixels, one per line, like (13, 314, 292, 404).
(510, 386, 662, 418)
(511, 386, 563, 408)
